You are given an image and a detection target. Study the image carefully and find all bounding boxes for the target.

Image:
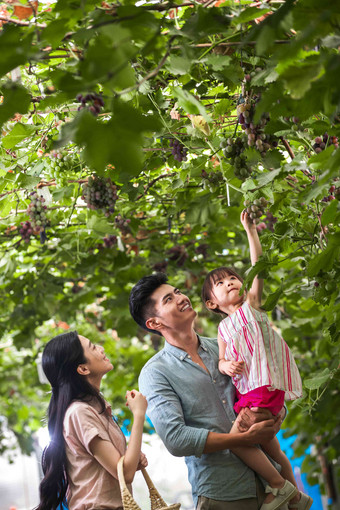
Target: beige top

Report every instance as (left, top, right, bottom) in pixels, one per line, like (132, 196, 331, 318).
(63, 398, 130, 510)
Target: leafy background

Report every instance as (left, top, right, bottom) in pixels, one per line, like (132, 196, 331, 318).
(0, 0, 339, 502)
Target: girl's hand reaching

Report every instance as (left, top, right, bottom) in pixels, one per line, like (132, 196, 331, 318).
(241, 209, 256, 232)
(125, 389, 148, 417)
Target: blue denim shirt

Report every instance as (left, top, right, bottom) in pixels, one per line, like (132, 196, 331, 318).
(138, 335, 259, 506)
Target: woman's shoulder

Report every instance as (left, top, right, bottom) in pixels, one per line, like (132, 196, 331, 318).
(65, 399, 101, 419)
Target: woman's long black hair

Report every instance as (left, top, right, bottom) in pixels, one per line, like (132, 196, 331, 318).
(36, 331, 106, 510)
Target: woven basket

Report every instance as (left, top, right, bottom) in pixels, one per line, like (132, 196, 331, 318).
(117, 456, 181, 510)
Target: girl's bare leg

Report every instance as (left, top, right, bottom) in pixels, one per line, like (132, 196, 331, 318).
(229, 422, 285, 504)
(261, 436, 300, 505)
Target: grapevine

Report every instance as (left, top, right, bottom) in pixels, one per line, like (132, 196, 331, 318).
(76, 93, 105, 116)
(220, 136, 252, 180)
(103, 235, 117, 248)
(313, 133, 339, 153)
(237, 95, 278, 155)
(169, 139, 188, 162)
(47, 151, 77, 187)
(114, 214, 131, 235)
(81, 176, 118, 216)
(19, 221, 34, 244)
(201, 169, 225, 191)
(27, 192, 48, 233)
(243, 197, 268, 223)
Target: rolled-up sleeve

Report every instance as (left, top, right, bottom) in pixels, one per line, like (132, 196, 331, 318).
(139, 365, 209, 457)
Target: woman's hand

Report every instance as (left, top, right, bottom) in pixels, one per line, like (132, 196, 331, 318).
(125, 389, 148, 417)
(137, 452, 148, 470)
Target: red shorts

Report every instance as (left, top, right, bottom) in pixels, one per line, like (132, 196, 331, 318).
(234, 385, 285, 416)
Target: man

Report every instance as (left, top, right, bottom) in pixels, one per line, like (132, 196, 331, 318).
(129, 273, 285, 510)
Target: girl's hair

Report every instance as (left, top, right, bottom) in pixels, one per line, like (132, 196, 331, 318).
(37, 331, 106, 510)
(201, 266, 243, 315)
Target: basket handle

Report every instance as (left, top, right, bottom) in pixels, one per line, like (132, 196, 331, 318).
(118, 456, 168, 510)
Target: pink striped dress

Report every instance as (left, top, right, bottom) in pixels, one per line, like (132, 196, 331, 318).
(218, 301, 302, 400)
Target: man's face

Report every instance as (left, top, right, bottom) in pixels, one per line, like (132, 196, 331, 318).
(148, 284, 196, 332)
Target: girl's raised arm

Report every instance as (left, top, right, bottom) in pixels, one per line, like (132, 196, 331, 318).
(241, 210, 264, 307)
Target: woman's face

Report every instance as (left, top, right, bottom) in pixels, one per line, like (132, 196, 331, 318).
(78, 335, 113, 378)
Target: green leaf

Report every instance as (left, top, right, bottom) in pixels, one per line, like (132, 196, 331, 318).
(234, 6, 271, 24)
(166, 56, 192, 76)
(205, 54, 231, 71)
(280, 60, 323, 99)
(304, 368, 331, 390)
(256, 167, 282, 187)
(0, 25, 33, 77)
(0, 83, 31, 129)
(15, 174, 41, 189)
(256, 26, 276, 55)
(87, 215, 111, 235)
(262, 283, 283, 311)
(173, 87, 209, 120)
(306, 243, 339, 277)
(1, 123, 36, 149)
(321, 199, 339, 226)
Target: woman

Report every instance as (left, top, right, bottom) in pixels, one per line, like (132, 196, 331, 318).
(37, 331, 147, 510)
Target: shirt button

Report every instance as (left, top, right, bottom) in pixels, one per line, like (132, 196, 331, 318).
(188, 355, 191, 359)
(180, 356, 184, 360)
(213, 379, 216, 383)
(222, 400, 226, 404)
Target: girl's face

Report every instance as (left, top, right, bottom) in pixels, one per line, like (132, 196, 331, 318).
(78, 335, 113, 379)
(207, 273, 244, 313)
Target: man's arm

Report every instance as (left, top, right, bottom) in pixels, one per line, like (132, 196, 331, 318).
(139, 365, 280, 458)
(139, 366, 209, 457)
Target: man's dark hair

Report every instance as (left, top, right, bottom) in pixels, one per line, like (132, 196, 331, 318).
(129, 273, 168, 336)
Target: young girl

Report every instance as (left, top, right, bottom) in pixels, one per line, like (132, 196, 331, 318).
(201, 211, 312, 510)
(36, 331, 148, 510)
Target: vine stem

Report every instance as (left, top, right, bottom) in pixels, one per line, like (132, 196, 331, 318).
(280, 137, 295, 159)
(0, 15, 46, 27)
(136, 173, 177, 200)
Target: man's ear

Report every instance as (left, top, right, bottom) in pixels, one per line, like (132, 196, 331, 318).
(206, 300, 218, 311)
(77, 364, 90, 376)
(145, 317, 163, 332)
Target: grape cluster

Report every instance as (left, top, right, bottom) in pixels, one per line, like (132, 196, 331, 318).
(81, 176, 118, 216)
(195, 243, 209, 258)
(322, 182, 340, 202)
(167, 245, 188, 267)
(243, 67, 262, 85)
(19, 221, 34, 243)
(103, 235, 117, 248)
(47, 151, 74, 186)
(220, 136, 252, 180)
(256, 211, 277, 232)
(201, 169, 224, 191)
(169, 139, 188, 162)
(27, 192, 48, 232)
(76, 93, 105, 116)
(244, 197, 268, 222)
(153, 260, 168, 272)
(114, 214, 131, 235)
(313, 133, 339, 153)
(237, 101, 278, 156)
